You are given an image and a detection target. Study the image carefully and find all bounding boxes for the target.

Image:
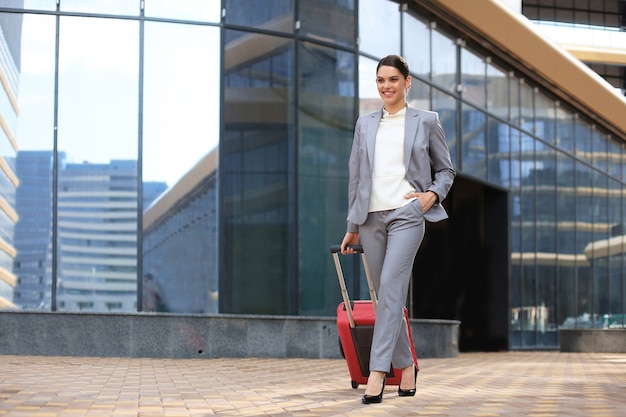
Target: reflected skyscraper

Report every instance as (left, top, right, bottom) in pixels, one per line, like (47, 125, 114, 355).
(55, 160, 138, 311)
(0, 8, 22, 308)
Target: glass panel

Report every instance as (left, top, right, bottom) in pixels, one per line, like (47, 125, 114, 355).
(574, 116, 592, 164)
(224, 0, 293, 31)
(298, 43, 355, 315)
(0, 11, 39, 309)
(575, 162, 595, 327)
(556, 150, 577, 329)
(555, 103, 575, 152)
(486, 60, 508, 120)
(142, 22, 220, 314)
(402, 10, 430, 80)
(11, 13, 56, 310)
(461, 48, 485, 108)
(606, 178, 624, 328)
(407, 77, 430, 111)
(433, 88, 457, 167)
(591, 128, 609, 172)
(145, 0, 221, 22)
(461, 104, 486, 179)
(22, 1, 56, 11)
(489, 120, 511, 187)
(60, 0, 139, 15)
(590, 167, 609, 328)
(535, 139, 557, 346)
(222, 30, 293, 314)
(358, 55, 380, 115)
(299, 0, 354, 47)
(519, 80, 534, 131)
(510, 75, 520, 124)
(590, 129, 610, 327)
(56, 16, 139, 312)
(520, 134, 536, 346)
(535, 91, 557, 146)
(606, 136, 622, 180)
(359, 0, 400, 58)
(431, 29, 457, 93)
(510, 126, 522, 347)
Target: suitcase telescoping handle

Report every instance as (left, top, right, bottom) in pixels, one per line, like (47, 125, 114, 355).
(330, 244, 378, 328)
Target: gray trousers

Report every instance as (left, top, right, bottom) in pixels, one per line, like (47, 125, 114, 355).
(359, 199, 425, 373)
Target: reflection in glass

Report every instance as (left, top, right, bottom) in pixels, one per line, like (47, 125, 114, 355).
(145, 0, 221, 22)
(535, 141, 557, 346)
(519, 134, 537, 346)
(534, 90, 555, 143)
(56, 16, 139, 312)
(60, 0, 139, 15)
(492, 121, 508, 186)
(358, 55, 380, 114)
(431, 29, 457, 93)
(433, 89, 457, 168)
(574, 116, 592, 164)
(486, 61, 508, 120)
(407, 77, 430, 112)
(298, 42, 354, 315)
(590, 167, 609, 328)
(10, 14, 55, 310)
(403, 11, 430, 80)
(299, 0, 354, 47)
(0, 11, 22, 309)
(574, 162, 595, 327)
(461, 48, 485, 108)
(359, 0, 400, 58)
(606, 135, 623, 180)
(488, 118, 508, 186)
(141, 22, 220, 314)
(222, 30, 293, 314)
(461, 104, 486, 179)
(22, 0, 56, 11)
(604, 177, 624, 328)
(510, 125, 522, 345)
(225, 0, 293, 33)
(591, 128, 609, 172)
(519, 79, 534, 130)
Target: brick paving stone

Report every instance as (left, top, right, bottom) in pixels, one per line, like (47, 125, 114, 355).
(0, 352, 626, 416)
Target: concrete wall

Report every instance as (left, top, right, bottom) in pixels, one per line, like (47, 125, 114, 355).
(0, 311, 460, 359)
(560, 329, 626, 353)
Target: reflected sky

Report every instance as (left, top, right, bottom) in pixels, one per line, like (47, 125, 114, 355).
(16, 1, 221, 188)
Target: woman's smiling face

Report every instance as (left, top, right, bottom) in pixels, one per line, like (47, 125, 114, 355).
(376, 65, 410, 114)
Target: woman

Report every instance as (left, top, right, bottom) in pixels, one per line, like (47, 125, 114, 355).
(340, 55, 455, 404)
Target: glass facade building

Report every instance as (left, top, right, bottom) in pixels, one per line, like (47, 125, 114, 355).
(1, 0, 625, 351)
(523, 0, 626, 97)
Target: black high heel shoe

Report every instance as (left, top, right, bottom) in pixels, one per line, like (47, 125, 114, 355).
(398, 365, 418, 397)
(362, 376, 386, 404)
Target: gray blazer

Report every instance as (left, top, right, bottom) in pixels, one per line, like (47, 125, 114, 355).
(346, 104, 456, 233)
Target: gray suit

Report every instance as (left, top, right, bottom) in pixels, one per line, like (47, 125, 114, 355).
(345, 104, 455, 373)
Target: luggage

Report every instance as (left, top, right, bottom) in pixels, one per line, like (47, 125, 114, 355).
(330, 244, 419, 389)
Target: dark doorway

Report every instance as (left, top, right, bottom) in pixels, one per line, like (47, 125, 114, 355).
(411, 175, 509, 351)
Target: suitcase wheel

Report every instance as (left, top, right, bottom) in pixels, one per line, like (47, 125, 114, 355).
(351, 380, 359, 389)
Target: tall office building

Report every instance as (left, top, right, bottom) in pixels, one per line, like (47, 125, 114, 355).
(0, 8, 21, 309)
(12, 151, 55, 309)
(55, 160, 138, 312)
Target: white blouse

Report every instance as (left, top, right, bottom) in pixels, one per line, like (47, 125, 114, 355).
(369, 106, 417, 212)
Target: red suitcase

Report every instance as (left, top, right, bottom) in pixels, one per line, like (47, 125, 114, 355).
(331, 244, 419, 389)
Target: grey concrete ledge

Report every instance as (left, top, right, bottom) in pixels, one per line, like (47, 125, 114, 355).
(560, 328, 626, 353)
(0, 311, 460, 359)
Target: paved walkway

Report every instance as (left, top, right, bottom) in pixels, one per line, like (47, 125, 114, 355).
(1, 351, 625, 416)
